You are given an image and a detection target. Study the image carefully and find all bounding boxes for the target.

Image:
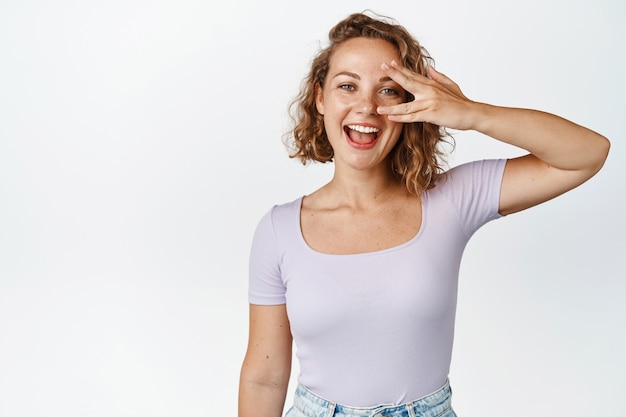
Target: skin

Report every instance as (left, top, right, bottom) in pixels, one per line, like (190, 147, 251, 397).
(238, 37, 610, 417)
(315, 38, 406, 177)
(238, 304, 292, 417)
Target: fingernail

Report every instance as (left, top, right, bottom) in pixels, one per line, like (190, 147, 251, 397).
(390, 60, 398, 67)
(381, 62, 390, 70)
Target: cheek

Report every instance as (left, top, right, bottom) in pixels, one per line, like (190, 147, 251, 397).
(322, 100, 350, 123)
(323, 114, 346, 141)
(325, 92, 354, 111)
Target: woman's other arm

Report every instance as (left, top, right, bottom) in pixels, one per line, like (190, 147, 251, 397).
(238, 304, 292, 417)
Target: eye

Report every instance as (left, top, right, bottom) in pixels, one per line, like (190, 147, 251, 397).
(381, 87, 399, 96)
(338, 84, 355, 91)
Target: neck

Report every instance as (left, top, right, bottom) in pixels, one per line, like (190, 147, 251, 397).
(325, 163, 406, 207)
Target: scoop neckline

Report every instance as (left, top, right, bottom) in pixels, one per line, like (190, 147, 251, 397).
(295, 193, 428, 257)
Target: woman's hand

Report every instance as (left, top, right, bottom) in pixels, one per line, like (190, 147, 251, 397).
(377, 60, 478, 130)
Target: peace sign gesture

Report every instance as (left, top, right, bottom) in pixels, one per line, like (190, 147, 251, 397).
(377, 60, 478, 131)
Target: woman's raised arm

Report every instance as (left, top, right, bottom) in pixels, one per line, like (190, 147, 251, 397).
(377, 61, 610, 214)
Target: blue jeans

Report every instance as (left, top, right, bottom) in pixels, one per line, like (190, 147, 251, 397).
(285, 380, 457, 417)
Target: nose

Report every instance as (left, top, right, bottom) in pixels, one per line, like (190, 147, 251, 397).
(356, 91, 378, 116)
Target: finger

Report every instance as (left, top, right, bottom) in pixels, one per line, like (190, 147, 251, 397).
(385, 109, 430, 124)
(427, 66, 461, 91)
(378, 101, 415, 116)
(381, 60, 430, 91)
(377, 100, 429, 119)
(427, 66, 449, 83)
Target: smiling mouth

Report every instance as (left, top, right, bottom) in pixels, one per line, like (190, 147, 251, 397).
(344, 125, 381, 145)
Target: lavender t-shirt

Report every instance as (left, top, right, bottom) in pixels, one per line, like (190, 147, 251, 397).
(248, 159, 506, 407)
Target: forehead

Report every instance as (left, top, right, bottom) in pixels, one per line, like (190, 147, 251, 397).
(329, 37, 400, 72)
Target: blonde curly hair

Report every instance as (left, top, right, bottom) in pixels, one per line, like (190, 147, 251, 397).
(284, 11, 452, 194)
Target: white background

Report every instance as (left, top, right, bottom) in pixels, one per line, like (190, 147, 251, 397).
(1, 0, 624, 416)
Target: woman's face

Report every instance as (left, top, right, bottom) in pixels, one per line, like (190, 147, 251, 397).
(316, 37, 406, 173)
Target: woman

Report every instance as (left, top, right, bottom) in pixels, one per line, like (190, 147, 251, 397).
(238, 12, 609, 417)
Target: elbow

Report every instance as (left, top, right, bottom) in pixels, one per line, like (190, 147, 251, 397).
(568, 133, 610, 186)
(239, 356, 292, 392)
(591, 134, 611, 174)
(575, 130, 611, 177)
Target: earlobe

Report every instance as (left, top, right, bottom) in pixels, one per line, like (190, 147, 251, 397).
(315, 83, 324, 115)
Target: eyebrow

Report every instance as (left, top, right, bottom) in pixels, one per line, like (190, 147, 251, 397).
(332, 71, 394, 83)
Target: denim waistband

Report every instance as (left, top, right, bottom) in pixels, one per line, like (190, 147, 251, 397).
(288, 380, 455, 417)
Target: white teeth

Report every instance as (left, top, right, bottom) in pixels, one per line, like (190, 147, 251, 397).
(347, 125, 380, 134)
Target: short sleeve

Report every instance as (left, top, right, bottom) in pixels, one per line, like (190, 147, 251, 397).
(248, 207, 286, 305)
(443, 159, 507, 237)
